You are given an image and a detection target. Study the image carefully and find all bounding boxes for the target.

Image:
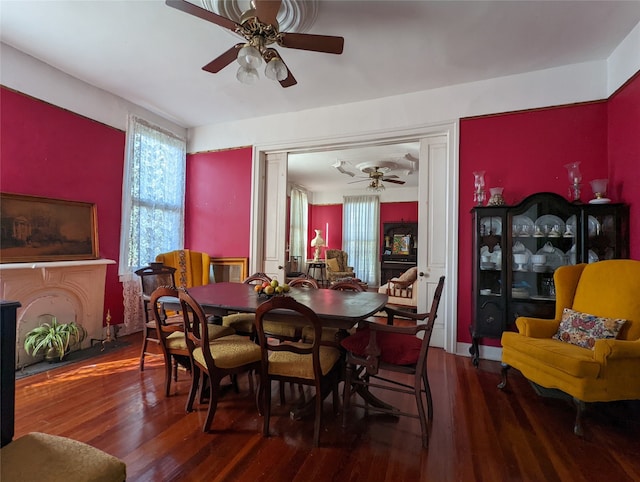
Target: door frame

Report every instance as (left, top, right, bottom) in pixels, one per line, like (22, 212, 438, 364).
(250, 121, 459, 354)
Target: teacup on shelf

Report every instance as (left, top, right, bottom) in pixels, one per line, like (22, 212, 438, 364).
(533, 226, 544, 237)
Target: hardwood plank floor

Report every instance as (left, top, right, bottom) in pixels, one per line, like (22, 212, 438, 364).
(13, 333, 640, 481)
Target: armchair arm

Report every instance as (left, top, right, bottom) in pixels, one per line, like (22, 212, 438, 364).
(593, 339, 640, 364)
(515, 316, 561, 338)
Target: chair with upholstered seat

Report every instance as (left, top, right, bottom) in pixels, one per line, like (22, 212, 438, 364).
(135, 263, 178, 371)
(301, 280, 363, 344)
(324, 249, 356, 282)
(377, 266, 419, 310)
(255, 296, 342, 446)
(178, 289, 262, 432)
(150, 286, 235, 397)
(341, 276, 445, 448)
(155, 249, 212, 288)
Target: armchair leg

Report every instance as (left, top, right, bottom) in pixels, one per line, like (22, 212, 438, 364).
(573, 398, 585, 437)
(498, 363, 510, 390)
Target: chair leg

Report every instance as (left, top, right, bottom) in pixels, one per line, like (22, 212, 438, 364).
(203, 374, 223, 432)
(498, 363, 510, 389)
(164, 355, 173, 397)
(139, 325, 149, 371)
(573, 398, 585, 437)
(313, 383, 323, 447)
(423, 371, 433, 421)
(186, 365, 200, 413)
(173, 358, 179, 382)
(263, 380, 272, 438)
(414, 372, 429, 449)
(342, 362, 354, 428)
(279, 381, 286, 405)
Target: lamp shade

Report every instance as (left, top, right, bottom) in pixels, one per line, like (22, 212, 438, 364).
(265, 57, 288, 81)
(237, 45, 263, 69)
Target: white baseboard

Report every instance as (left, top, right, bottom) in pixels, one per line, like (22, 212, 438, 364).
(455, 343, 503, 363)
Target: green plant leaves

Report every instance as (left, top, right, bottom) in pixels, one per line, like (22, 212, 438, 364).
(24, 317, 88, 361)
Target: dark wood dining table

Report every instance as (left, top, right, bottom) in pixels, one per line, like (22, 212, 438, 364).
(178, 282, 388, 330)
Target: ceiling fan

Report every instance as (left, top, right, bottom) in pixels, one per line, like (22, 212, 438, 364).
(165, 0, 344, 87)
(348, 167, 406, 190)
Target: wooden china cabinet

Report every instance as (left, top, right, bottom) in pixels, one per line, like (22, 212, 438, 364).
(380, 221, 418, 285)
(470, 192, 629, 366)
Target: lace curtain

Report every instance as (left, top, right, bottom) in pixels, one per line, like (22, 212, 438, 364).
(119, 115, 186, 333)
(289, 187, 308, 272)
(343, 195, 380, 285)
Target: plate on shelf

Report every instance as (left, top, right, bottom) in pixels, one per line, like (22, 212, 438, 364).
(531, 295, 556, 301)
(535, 214, 565, 237)
(480, 216, 502, 236)
(588, 249, 599, 263)
(566, 215, 600, 237)
(536, 243, 565, 271)
(512, 215, 535, 237)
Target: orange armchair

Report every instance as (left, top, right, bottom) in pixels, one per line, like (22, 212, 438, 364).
(155, 249, 211, 288)
(499, 260, 640, 435)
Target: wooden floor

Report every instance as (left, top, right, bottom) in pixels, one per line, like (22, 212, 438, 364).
(13, 333, 640, 482)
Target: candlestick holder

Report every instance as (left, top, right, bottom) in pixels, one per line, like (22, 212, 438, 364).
(473, 171, 486, 206)
(564, 162, 582, 202)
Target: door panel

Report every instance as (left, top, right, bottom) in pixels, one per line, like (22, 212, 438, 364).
(262, 152, 288, 282)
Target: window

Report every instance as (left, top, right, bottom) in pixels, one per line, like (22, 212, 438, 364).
(289, 187, 308, 272)
(343, 195, 380, 285)
(119, 115, 186, 276)
(119, 115, 186, 330)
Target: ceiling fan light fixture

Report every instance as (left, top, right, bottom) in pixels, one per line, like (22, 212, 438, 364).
(367, 180, 385, 192)
(265, 57, 288, 81)
(237, 44, 263, 69)
(236, 65, 259, 84)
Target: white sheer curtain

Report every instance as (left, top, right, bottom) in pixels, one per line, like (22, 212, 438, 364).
(119, 115, 186, 332)
(289, 187, 308, 273)
(343, 195, 380, 286)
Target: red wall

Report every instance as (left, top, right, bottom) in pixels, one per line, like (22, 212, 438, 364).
(0, 87, 126, 324)
(185, 148, 253, 257)
(458, 102, 609, 344)
(608, 72, 640, 260)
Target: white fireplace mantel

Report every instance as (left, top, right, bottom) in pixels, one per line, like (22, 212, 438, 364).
(0, 259, 116, 368)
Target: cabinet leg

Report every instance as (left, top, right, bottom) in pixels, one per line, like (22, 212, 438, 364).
(573, 398, 585, 437)
(468, 334, 480, 367)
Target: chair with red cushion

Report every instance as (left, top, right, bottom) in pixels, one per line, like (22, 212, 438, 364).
(341, 276, 445, 448)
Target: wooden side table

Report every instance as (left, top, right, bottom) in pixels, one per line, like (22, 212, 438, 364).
(306, 261, 327, 287)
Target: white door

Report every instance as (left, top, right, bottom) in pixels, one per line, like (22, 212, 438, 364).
(260, 152, 288, 282)
(417, 134, 450, 349)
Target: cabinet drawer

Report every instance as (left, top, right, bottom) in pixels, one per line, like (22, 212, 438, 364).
(474, 300, 505, 338)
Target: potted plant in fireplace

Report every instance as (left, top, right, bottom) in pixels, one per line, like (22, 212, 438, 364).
(24, 317, 87, 362)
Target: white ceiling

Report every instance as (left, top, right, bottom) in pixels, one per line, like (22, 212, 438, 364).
(2, 0, 639, 193)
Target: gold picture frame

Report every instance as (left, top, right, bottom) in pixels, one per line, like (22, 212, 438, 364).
(210, 257, 248, 283)
(1, 193, 99, 263)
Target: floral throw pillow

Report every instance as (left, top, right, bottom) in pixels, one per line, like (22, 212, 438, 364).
(553, 308, 627, 349)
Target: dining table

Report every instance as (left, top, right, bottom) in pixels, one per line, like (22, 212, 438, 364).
(177, 281, 388, 331)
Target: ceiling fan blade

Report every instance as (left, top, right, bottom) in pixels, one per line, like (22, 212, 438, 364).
(278, 32, 344, 54)
(382, 175, 399, 180)
(202, 44, 244, 73)
(348, 179, 370, 184)
(384, 179, 406, 185)
(165, 0, 240, 32)
(254, 0, 282, 28)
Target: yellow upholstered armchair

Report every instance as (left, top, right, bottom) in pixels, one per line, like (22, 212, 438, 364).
(324, 249, 355, 282)
(499, 260, 640, 436)
(155, 249, 211, 288)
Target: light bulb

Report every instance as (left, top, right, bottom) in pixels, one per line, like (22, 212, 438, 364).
(236, 66, 259, 85)
(265, 57, 288, 81)
(237, 45, 263, 69)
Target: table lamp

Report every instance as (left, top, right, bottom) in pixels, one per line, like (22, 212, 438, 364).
(310, 229, 325, 262)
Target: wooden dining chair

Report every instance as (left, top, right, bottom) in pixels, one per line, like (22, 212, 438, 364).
(301, 280, 363, 343)
(150, 286, 235, 397)
(341, 276, 445, 448)
(178, 289, 262, 432)
(135, 263, 178, 371)
(221, 273, 272, 337)
(288, 275, 320, 289)
(255, 296, 342, 447)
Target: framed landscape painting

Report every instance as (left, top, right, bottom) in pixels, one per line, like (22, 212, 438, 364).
(0, 193, 99, 263)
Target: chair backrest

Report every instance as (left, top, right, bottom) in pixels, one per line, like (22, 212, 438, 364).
(325, 249, 348, 271)
(556, 260, 640, 341)
(243, 272, 272, 285)
(178, 289, 217, 367)
(288, 275, 319, 289)
(155, 250, 211, 288)
(254, 296, 323, 370)
(329, 280, 365, 292)
(149, 286, 185, 350)
(135, 264, 176, 297)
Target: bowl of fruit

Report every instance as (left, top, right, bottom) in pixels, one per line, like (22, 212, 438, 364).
(254, 279, 290, 298)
